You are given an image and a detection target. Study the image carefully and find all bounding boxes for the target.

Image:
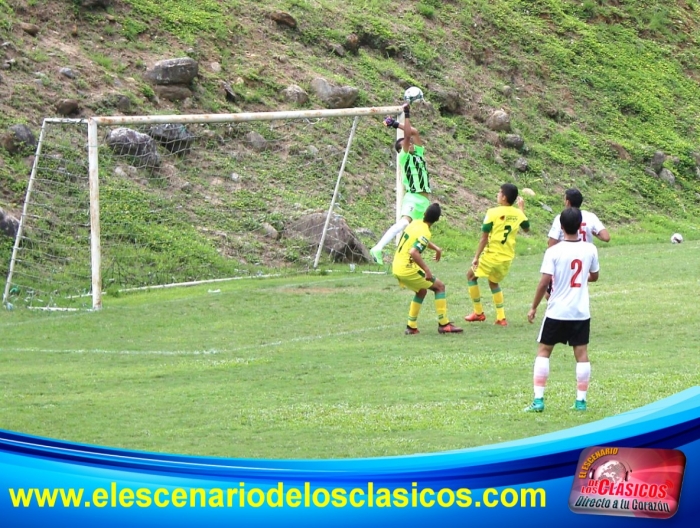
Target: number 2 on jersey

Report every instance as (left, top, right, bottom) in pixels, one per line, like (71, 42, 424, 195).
(570, 259, 583, 288)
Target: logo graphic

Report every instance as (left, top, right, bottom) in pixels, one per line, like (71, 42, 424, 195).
(569, 446, 685, 519)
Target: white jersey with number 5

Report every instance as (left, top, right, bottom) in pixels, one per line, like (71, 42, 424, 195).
(548, 209, 605, 243)
(542, 241, 600, 320)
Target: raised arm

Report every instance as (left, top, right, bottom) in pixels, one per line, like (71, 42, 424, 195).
(517, 196, 530, 233)
(401, 103, 413, 152)
(384, 110, 421, 146)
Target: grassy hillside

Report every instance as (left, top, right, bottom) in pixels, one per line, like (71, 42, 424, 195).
(1, 0, 700, 281)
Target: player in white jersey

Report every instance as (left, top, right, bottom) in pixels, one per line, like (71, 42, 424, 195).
(547, 188, 610, 247)
(524, 207, 600, 413)
(545, 188, 607, 299)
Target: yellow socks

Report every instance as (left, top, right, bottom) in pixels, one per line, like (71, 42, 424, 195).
(468, 279, 483, 314)
(491, 286, 505, 321)
(434, 291, 448, 325)
(407, 295, 423, 329)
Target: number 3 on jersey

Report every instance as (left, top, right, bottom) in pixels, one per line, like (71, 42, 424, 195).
(500, 225, 512, 244)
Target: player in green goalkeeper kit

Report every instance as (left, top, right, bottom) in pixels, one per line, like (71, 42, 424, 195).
(369, 103, 432, 265)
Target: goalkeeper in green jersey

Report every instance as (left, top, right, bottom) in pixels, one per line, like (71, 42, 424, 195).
(369, 103, 432, 265)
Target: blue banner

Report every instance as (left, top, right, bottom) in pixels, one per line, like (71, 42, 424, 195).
(2, 387, 699, 526)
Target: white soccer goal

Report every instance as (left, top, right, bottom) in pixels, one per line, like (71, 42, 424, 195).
(3, 106, 404, 310)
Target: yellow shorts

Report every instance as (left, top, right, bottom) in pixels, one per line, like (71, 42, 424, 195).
(394, 272, 433, 292)
(473, 253, 512, 283)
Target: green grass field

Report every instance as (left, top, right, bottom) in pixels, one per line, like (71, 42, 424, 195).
(1, 240, 698, 459)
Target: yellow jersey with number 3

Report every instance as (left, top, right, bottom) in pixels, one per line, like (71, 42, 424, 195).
(392, 220, 432, 276)
(481, 205, 529, 263)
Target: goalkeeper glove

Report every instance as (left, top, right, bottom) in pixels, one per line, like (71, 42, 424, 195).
(383, 116, 399, 129)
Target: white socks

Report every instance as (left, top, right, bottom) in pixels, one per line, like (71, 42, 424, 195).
(372, 217, 410, 252)
(576, 361, 591, 401)
(533, 356, 550, 399)
(532, 358, 591, 402)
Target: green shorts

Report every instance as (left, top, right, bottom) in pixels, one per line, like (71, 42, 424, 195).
(473, 252, 512, 283)
(401, 193, 430, 221)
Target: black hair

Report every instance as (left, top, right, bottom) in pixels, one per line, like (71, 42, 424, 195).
(395, 138, 404, 153)
(423, 202, 442, 224)
(500, 183, 519, 205)
(560, 207, 583, 235)
(565, 188, 584, 208)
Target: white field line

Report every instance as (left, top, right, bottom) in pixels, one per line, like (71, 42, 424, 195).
(0, 324, 396, 355)
(0, 274, 386, 328)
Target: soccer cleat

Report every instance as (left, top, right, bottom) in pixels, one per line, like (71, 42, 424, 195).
(524, 398, 545, 413)
(438, 322, 463, 334)
(369, 247, 384, 265)
(494, 319, 508, 326)
(405, 326, 420, 335)
(571, 399, 587, 411)
(464, 312, 486, 322)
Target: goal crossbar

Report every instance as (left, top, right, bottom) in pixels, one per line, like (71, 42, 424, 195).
(91, 106, 404, 126)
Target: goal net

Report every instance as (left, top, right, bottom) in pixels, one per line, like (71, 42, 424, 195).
(3, 106, 403, 310)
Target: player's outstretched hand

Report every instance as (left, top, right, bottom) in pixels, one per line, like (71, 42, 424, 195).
(383, 116, 399, 129)
(433, 247, 442, 262)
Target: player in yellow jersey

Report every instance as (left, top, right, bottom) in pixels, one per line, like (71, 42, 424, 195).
(465, 183, 530, 326)
(392, 203, 463, 335)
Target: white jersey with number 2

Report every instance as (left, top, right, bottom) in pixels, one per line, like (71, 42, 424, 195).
(548, 210, 605, 243)
(542, 241, 600, 320)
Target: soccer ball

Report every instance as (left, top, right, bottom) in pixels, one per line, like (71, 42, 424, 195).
(403, 86, 424, 104)
(671, 233, 683, 244)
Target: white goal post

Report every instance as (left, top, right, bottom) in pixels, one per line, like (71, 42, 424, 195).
(3, 105, 404, 311)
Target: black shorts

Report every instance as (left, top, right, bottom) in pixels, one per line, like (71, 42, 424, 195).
(537, 317, 590, 347)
